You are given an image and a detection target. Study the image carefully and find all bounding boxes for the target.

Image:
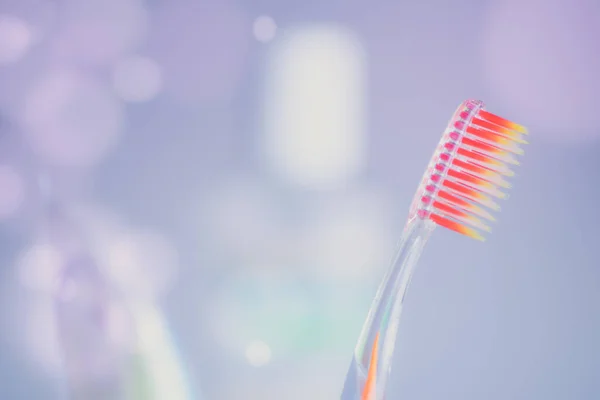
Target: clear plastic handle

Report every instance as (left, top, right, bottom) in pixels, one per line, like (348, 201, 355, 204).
(341, 217, 435, 400)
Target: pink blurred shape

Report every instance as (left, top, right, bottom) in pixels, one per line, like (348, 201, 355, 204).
(0, 14, 34, 64)
(104, 229, 179, 301)
(253, 16, 277, 43)
(482, 0, 600, 143)
(19, 70, 124, 167)
(145, 0, 251, 104)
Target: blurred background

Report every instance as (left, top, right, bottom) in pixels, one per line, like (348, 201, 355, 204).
(0, 0, 599, 399)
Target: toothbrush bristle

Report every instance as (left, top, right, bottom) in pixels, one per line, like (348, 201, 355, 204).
(477, 109, 528, 135)
(411, 100, 528, 240)
(430, 213, 486, 241)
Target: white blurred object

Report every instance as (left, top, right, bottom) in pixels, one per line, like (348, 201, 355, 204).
(264, 24, 367, 188)
(245, 340, 272, 367)
(133, 305, 192, 400)
(253, 16, 277, 43)
(20, 70, 124, 167)
(0, 14, 34, 64)
(0, 165, 25, 219)
(112, 55, 162, 102)
(482, 0, 600, 141)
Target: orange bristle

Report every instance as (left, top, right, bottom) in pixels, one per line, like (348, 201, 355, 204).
(429, 213, 485, 241)
(456, 147, 505, 168)
(478, 109, 529, 134)
(437, 190, 495, 221)
(447, 168, 495, 191)
(451, 159, 511, 188)
(461, 137, 521, 163)
(432, 200, 491, 232)
(466, 125, 527, 146)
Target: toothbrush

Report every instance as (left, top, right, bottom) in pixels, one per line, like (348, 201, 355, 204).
(340, 99, 528, 400)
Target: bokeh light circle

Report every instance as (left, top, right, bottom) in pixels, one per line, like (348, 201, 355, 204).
(103, 230, 179, 301)
(112, 55, 162, 102)
(20, 70, 125, 167)
(0, 14, 34, 64)
(245, 340, 272, 367)
(253, 16, 277, 43)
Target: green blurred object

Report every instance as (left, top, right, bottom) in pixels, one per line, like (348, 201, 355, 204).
(222, 273, 374, 358)
(124, 354, 154, 400)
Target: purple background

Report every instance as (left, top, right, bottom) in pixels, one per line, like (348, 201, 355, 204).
(0, 0, 599, 399)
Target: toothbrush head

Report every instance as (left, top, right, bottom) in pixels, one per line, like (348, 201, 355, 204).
(409, 99, 528, 241)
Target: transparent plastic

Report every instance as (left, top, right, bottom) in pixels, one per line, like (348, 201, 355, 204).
(340, 216, 436, 400)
